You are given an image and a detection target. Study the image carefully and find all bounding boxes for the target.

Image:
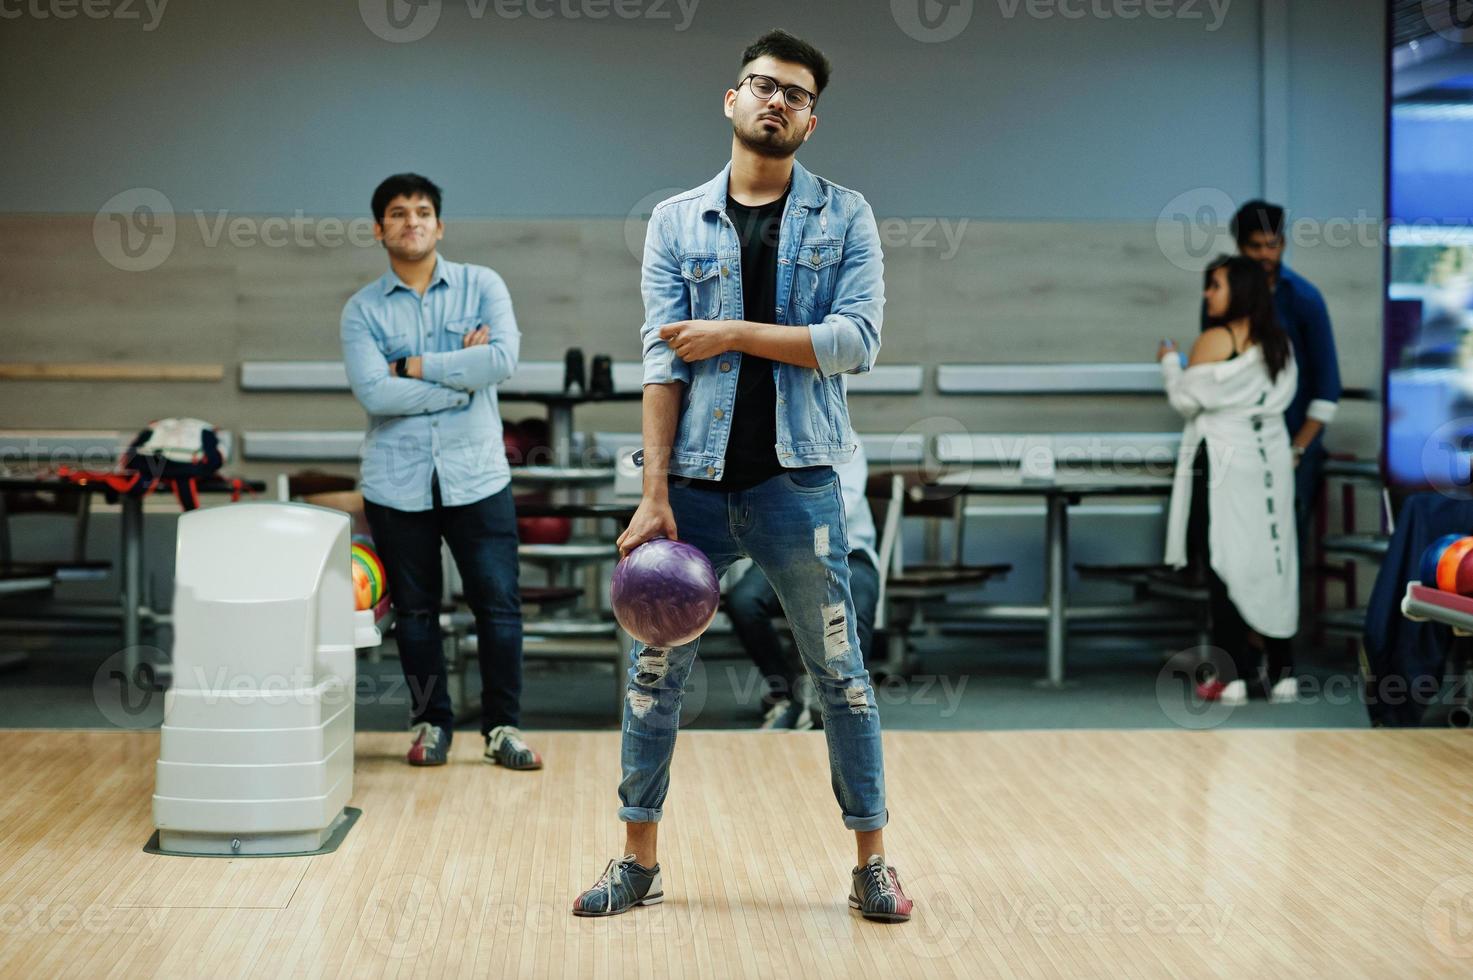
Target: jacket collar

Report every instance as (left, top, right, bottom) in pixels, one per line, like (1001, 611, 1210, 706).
(698, 158, 825, 216)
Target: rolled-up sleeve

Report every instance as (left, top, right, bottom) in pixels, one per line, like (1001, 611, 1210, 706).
(639, 207, 692, 387)
(808, 197, 884, 378)
(1299, 287, 1341, 425)
(420, 269, 520, 391)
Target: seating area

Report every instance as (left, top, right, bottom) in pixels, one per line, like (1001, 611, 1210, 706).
(0, 360, 1384, 719)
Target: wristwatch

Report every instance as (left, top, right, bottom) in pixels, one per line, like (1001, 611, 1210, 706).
(394, 357, 409, 378)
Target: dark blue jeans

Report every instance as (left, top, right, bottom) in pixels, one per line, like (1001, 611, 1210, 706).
(365, 478, 523, 738)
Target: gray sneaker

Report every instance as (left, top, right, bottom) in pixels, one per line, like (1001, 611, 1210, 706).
(484, 725, 542, 770)
(572, 855, 664, 917)
(759, 698, 816, 731)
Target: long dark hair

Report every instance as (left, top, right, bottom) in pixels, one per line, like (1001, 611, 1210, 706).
(1203, 254, 1291, 381)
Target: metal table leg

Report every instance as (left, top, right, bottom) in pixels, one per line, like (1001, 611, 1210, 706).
(1042, 492, 1069, 687)
(121, 493, 144, 678)
(548, 403, 573, 471)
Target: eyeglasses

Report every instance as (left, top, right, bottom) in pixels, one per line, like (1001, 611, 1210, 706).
(739, 73, 817, 112)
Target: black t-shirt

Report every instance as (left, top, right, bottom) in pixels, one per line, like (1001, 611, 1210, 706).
(682, 189, 788, 492)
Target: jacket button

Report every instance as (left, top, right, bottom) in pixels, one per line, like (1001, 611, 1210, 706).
(713, 408, 724, 420)
(693, 262, 702, 277)
(722, 265, 729, 276)
(719, 362, 731, 372)
(706, 466, 716, 476)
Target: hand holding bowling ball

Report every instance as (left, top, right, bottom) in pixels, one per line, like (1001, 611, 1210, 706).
(616, 496, 678, 560)
(610, 538, 720, 648)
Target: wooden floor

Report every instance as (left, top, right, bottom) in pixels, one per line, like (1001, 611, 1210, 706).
(3, 729, 1473, 978)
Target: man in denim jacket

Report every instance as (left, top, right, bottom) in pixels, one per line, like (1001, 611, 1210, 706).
(572, 30, 912, 924)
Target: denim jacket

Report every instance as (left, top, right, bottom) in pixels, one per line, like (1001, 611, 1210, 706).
(639, 160, 885, 480)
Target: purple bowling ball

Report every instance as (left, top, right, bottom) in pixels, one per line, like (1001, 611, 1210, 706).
(611, 538, 720, 648)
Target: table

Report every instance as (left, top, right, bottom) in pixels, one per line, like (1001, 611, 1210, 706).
(0, 470, 266, 678)
(934, 471, 1174, 686)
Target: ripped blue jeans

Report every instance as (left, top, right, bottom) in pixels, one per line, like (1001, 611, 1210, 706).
(617, 466, 888, 832)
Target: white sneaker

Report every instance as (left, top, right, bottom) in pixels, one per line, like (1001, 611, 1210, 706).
(759, 699, 794, 730)
(1269, 677, 1299, 704)
(1220, 680, 1248, 705)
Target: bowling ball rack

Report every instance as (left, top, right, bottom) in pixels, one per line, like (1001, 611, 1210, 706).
(1401, 583, 1473, 727)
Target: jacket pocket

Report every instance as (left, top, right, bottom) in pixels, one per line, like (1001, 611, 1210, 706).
(681, 253, 722, 321)
(790, 239, 843, 323)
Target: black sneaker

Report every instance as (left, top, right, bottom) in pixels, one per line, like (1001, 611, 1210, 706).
(484, 725, 542, 770)
(571, 854, 663, 917)
(406, 722, 449, 766)
(849, 854, 914, 923)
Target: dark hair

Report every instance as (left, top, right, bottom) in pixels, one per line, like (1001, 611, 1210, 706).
(740, 29, 831, 96)
(1204, 254, 1291, 381)
(1230, 199, 1285, 246)
(371, 173, 442, 224)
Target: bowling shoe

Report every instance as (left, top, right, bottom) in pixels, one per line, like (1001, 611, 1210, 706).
(407, 722, 449, 766)
(484, 725, 543, 770)
(849, 854, 913, 923)
(572, 855, 664, 917)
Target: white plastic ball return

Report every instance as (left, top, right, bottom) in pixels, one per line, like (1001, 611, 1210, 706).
(149, 503, 382, 857)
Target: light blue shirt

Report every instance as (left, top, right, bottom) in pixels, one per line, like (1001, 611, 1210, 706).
(340, 256, 520, 511)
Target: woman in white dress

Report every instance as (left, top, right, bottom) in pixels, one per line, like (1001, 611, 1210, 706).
(1159, 255, 1300, 705)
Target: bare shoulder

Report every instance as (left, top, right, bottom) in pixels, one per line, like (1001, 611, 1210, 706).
(1187, 328, 1235, 367)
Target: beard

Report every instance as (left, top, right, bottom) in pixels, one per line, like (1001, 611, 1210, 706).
(383, 236, 435, 263)
(733, 113, 805, 159)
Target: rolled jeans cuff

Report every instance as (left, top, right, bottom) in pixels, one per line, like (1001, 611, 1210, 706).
(619, 806, 663, 824)
(843, 808, 889, 832)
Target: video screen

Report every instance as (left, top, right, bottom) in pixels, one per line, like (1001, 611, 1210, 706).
(1385, 97, 1473, 492)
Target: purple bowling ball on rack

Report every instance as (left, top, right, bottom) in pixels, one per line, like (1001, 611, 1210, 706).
(610, 537, 720, 648)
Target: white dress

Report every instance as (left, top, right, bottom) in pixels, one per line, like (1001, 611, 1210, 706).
(1161, 345, 1300, 638)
